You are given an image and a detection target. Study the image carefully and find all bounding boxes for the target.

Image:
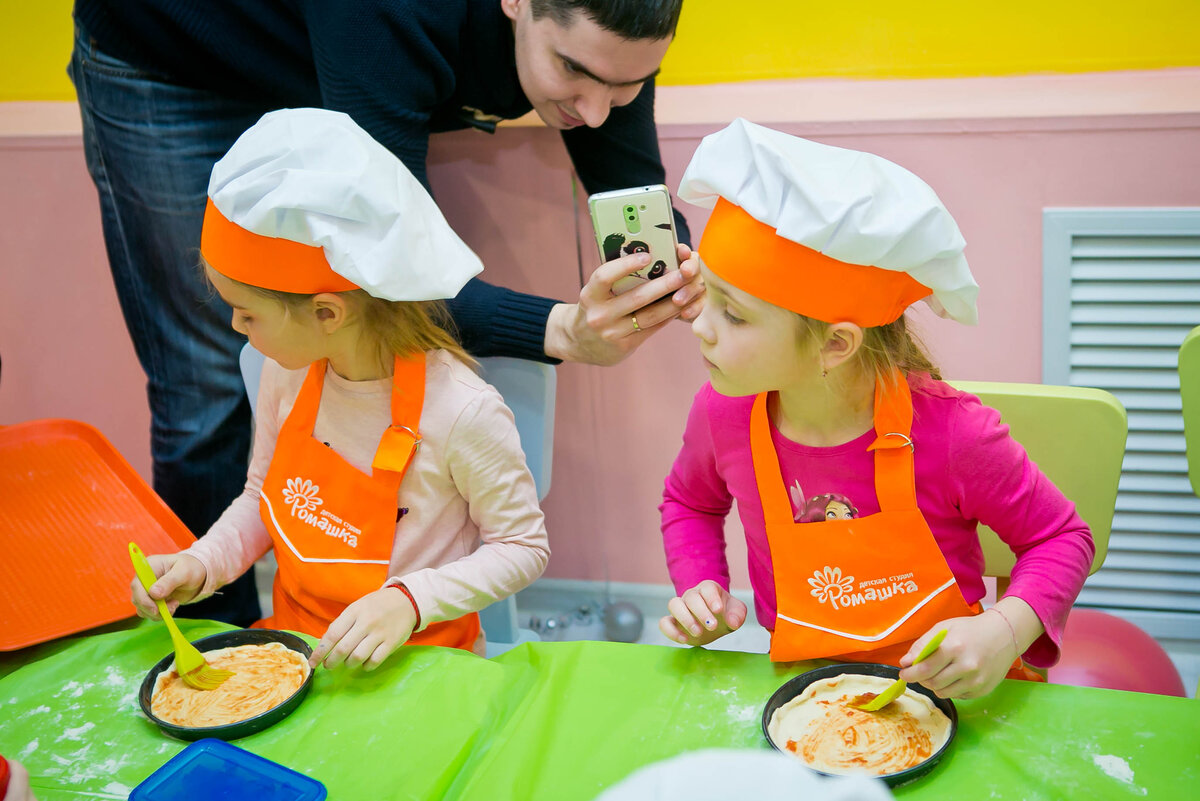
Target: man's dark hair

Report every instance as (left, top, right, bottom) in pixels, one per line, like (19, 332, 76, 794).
(530, 0, 682, 40)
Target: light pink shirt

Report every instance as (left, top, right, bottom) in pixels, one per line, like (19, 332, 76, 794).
(660, 375, 1095, 667)
(187, 350, 549, 629)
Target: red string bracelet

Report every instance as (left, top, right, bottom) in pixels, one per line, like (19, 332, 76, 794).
(388, 581, 421, 630)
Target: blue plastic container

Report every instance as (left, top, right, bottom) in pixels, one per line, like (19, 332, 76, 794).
(130, 738, 326, 800)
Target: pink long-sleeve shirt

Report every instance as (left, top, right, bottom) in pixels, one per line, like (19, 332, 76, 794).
(186, 350, 549, 631)
(660, 375, 1095, 667)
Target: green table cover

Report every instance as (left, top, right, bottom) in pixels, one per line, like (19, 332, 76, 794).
(0, 619, 1194, 800)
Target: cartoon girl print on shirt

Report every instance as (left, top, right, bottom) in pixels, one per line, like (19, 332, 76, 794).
(789, 480, 859, 523)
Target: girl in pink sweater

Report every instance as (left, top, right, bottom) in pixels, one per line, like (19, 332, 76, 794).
(658, 120, 1094, 700)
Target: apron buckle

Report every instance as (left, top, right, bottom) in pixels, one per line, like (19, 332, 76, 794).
(373, 424, 422, 473)
(868, 432, 914, 451)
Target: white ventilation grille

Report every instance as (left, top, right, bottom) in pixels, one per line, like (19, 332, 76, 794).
(1043, 209, 1200, 640)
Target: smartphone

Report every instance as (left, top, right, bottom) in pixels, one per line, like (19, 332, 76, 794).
(588, 184, 680, 295)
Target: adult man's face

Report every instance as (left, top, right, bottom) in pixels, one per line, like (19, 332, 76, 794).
(503, 0, 673, 130)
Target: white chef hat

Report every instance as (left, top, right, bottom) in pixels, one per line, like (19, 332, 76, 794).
(678, 118, 978, 326)
(593, 749, 895, 801)
(201, 108, 482, 301)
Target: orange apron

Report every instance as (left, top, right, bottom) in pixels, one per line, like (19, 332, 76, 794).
(755, 373, 977, 666)
(254, 354, 479, 650)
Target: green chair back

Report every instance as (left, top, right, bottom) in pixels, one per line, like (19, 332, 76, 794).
(949, 381, 1127, 579)
(1181, 328, 1200, 699)
(1180, 326, 1200, 498)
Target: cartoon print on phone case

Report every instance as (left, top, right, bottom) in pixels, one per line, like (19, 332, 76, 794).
(601, 228, 672, 285)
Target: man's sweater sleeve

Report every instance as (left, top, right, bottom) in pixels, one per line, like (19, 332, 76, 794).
(446, 279, 560, 362)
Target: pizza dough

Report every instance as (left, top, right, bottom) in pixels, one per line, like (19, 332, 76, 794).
(767, 673, 951, 777)
(150, 642, 309, 728)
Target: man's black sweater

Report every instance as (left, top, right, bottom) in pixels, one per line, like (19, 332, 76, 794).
(75, 0, 690, 362)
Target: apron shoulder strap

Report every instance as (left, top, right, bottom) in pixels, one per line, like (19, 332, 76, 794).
(867, 371, 917, 511)
(372, 353, 427, 481)
(749, 393, 796, 525)
(279, 360, 329, 437)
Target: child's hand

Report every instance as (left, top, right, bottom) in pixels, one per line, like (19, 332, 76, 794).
(897, 609, 1023, 699)
(129, 553, 206, 620)
(2, 754, 38, 801)
(309, 587, 418, 672)
(659, 580, 748, 647)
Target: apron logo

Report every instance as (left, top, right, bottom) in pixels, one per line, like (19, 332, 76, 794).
(282, 477, 323, 515)
(808, 566, 855, 607)
(810, 567, 921, 610)
(281, 477, 360, 548)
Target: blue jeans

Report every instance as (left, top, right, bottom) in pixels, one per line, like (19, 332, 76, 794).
(69, 24, 264, 626)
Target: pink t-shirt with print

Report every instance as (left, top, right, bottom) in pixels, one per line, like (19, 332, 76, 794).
(660, 374, 1094, 668)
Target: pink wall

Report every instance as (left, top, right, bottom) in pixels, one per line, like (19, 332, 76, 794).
(3, 83, 1199, 589)
(426, 113, 1200, 588)
(0, 136, 149, 468)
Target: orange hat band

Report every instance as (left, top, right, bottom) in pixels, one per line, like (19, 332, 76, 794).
(201, 198, 360, 294)
(699, 197, 932, 327)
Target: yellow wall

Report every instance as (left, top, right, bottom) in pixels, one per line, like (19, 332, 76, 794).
(661, 0, 1200, 83)
(5, 0, 1200, 101)
(4, 2, 75, 101)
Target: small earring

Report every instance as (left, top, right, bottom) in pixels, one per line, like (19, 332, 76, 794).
(821, 367, 828, 379)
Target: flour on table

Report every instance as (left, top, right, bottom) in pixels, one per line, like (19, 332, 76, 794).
(1092, 754, 1147, 796)
(50, 749, 84, 767)
(1092, 754, 1134, 782)
(18, 739, 38, 758)
(57, 751, 131, 786)
(726, 704, 758, 724)
(710, 687, 759, 725)
(55, 721, 96, 742)
(104, 666, 128, 687)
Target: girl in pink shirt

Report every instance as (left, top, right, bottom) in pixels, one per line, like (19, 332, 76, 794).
(658, 120, 1094, 700)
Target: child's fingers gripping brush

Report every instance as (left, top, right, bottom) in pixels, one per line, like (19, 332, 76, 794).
(129, 542, 235, 691)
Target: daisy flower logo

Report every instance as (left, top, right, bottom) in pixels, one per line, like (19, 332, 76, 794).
(282, 477, 323, 516)
(808, 566, 854, 608)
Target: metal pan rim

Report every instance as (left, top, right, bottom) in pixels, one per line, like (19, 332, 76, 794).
(761, 662, 958, 787)
(138, 629, 314, 741)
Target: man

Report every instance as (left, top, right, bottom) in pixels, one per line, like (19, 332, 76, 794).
(69, 0, 700, 625)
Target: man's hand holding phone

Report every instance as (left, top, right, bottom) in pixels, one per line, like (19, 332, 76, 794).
(544, 184, 706, 365)
(544, 242, 703, 365)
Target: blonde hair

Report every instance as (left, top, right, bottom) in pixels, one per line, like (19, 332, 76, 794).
(228, 272, 476, 371)
(349, 290, 476, 370)
(796, 313, 941, 386)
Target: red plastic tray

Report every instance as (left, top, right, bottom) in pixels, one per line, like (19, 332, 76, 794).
(0, 419, 196, 651)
